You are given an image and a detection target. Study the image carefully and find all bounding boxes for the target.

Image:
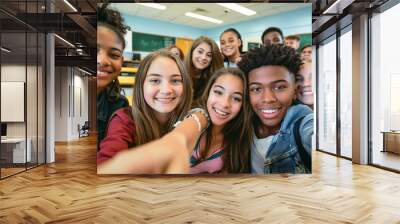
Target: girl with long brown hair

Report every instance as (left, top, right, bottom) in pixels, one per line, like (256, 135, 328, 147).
(97, 50, 192, 164)
(190, 68, 253, 173)
(185, 36, 223, 103)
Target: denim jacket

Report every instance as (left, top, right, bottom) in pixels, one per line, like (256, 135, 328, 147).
(252, 104, 314, 174)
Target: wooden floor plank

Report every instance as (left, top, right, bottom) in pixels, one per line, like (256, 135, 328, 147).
(0, 135, 399, 223)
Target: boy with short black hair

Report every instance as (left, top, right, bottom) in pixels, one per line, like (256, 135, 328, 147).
(238, 45, 313, 174)
(261, 27, 284, 46)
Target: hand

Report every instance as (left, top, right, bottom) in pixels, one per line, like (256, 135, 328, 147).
(187, 108, 210, 133)
(234, 56, 242, 64)
(192, 111, 210, 133)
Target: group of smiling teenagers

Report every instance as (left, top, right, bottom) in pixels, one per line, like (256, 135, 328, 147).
(96, 4, 314, 175)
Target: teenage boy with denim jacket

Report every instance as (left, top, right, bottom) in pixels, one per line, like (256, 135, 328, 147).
(238, 45, 314, 174)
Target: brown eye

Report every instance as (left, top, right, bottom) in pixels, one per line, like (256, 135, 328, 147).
(250, 86, 262, 93)
(273, 84, 287, 91)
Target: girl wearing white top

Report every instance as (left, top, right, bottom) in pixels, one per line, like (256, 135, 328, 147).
(220, 28, 243, 68)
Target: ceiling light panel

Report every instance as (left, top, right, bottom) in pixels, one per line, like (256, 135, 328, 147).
(137, 3, 167, 10)
(217, 3, 256, 16)
(185, 12, 223, 24)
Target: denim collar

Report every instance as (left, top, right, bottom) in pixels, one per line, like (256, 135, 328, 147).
(279, 104, 313, 132)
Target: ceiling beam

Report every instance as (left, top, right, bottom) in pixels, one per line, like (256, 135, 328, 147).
(67, 13, 96, 40)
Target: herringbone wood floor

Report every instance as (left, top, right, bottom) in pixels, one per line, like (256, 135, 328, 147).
(0, 135, 400, 223)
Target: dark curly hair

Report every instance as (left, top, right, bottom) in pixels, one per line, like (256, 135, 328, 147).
(261, 27, 283, 44)
(237, 44, 303, 80)
(97, 3, 130, 49)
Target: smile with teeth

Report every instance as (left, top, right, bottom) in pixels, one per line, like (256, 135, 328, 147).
(197, 60, 208, 66)
(155, 97, 176, 103)
(258, 107, 281, 119)
(223, 48, 233, 53)
(213, 107, 229, 117)
(97, 70, 112, 78)
(301, 91, 313, 96)
(260, 108, 279, 114)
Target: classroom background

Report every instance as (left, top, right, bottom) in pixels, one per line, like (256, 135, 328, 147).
(109, 3, 312, 105)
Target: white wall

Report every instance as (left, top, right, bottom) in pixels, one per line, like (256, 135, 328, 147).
(54, 67, 89, 141)
(1, 65, 29, 138)
(72, 73, 89, 138)
(1, 63, 46, 164)
(54, 66, 69, 141)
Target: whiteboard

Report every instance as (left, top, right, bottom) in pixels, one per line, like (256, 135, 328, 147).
(1, 82, 25, 122)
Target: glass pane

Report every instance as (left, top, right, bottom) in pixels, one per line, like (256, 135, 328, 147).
(317, 36, 337, 154)
(371, 3, 400, 171)
(1, 3, 27, 177)
(27, 31, 38, 169)
(339, 29, 352, 158)
(27, 0, 38, 169)
(38, 32, 45, 165)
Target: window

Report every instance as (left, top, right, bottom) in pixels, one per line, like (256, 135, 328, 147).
(317, 35, 337, 155)
(371, 3, 400, 171)
(339, 27, 352, 158)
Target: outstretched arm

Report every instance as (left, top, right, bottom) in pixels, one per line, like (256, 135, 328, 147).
(97, 111, 209, 174)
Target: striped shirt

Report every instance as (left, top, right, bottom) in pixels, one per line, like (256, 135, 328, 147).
(190, 145, 224, 174)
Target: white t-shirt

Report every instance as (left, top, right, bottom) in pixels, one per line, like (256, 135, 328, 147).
(251, 132, 274, 174)
(224, 61, 237, 68)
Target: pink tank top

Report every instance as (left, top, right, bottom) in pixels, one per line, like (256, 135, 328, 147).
(190, 146, 224, 174)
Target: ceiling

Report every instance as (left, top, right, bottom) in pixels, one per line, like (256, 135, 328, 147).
(311, 0, 391, 43)
(110, 3, 310, 29)
(0, 0, 96, 74)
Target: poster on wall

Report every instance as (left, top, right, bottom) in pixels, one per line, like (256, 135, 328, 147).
(96, 3, 313, 175)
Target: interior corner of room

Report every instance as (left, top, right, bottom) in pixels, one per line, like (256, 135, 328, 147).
(0, 0, 97, 179)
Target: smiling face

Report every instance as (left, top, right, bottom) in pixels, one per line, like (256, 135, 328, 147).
(207, 74, 243, 127)
(143, 56, 184, 123)
(297, 62, 313, 106)
(301, 46, 312, 61)
(97, 26, 124, 93)
(220, 31, 241, 59)
(192, 42, 212, 71)
(248, 65, 296, 134)
(284, 39, 300, 50)
(263, 31, 283, 46)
